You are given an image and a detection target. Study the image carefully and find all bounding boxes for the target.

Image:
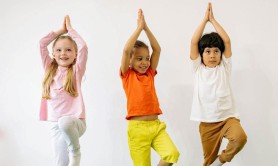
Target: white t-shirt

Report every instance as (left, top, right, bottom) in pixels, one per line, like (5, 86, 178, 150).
(190, 56, 239, 122)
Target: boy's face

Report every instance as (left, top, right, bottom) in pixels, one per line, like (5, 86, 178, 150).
(53, 38, 77, 67)
(202, 47, 221, 68)
(130, 47, 150, 74)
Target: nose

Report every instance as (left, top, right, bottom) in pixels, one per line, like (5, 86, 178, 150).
(210, 53, 216, 58)
(61, 50, 66, 55)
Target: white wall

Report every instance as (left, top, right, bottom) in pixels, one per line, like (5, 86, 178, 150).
(0, 0, 277, 165)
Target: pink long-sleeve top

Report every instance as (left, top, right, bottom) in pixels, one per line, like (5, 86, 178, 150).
(39, 29, 88, 121)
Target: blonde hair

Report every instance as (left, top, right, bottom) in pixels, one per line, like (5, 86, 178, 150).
(42, 36, 78, 99)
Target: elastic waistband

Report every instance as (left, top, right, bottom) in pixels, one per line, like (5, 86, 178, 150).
(128, 119, 161, 126)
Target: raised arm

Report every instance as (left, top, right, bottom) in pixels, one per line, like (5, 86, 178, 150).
(121, 10, 144, 74)
(142, 9, 161, 71)
(55, 16, 68, 37)
(209, 3, 232, 58)
(39, 16, 67, 71)
(190, 4, 210, 60)
(65, 15, 88, 75)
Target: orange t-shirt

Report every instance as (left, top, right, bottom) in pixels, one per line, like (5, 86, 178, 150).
(120, 67, 162, 120)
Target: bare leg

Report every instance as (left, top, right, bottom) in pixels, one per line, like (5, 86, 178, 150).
(157, 160, 173, 166)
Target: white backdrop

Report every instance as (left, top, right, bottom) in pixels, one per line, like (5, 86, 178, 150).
(0, 0, 277, 165)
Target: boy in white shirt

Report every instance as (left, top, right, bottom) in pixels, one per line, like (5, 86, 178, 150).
(190, 3, 247, 166)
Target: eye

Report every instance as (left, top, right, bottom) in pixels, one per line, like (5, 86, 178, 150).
(56, 49, 61, 52)
(137, 58, 142, 61)
(205, 50, 210, 54)
(146, 57, 150, 61)
(66, 49, 72, 52)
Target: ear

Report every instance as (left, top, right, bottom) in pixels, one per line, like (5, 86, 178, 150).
(129, 60, 133, 68)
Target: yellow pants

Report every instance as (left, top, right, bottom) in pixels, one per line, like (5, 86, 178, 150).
(128, 119, 179, 166)
(199, 117, 247, 166)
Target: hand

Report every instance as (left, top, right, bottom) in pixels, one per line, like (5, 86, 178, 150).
(137, 9, 145, 30)
(208, 3, 215, 22)
(141, 10, 149, 31)
(65, 15, 73, 30)
(58, 16, 67, 34)
(203, 3, 210, 22)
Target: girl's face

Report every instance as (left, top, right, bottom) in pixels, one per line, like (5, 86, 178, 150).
(130, 47, 150, 74)
(202, 47, 221, 68)
(53, 38, 77, 67)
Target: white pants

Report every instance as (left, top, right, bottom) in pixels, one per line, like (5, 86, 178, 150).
(51, 116, 86, 166)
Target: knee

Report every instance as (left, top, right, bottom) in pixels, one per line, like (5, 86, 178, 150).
(162, 148, 180, 163)
(58, 116, 75, 133)
(171, 148, 180, 159)
(234, 132, 247, 149)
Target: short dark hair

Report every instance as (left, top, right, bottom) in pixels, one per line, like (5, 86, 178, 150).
(198, 32, 225, 61)
(130, 40, 149, 56)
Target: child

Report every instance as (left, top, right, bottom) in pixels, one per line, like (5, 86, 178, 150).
(190, 3, 247, 166)
(39, 15, 87, 166)
(120, 9, 179, 166)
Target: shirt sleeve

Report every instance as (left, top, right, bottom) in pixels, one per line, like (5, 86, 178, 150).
(191, 56, 202, 72)
(68, 29, 88, 76)
(39, 31, 56, 71)
(120, 68, 131, 79)
(148, 67, 157, 77)
(120, 68, 131, 89)
(222, 56, 232, 73)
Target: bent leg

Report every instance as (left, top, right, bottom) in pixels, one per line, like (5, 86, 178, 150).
(152, 122, 179, 165)
(219, 118, 247, 163)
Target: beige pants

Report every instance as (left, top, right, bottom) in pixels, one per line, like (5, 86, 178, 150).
(199, 117, 247, 166)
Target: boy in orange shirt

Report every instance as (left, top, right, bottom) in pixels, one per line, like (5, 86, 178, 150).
(120, 9, 179, 166)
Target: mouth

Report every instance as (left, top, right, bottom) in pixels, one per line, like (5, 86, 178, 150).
(60, 57, 69, 61)
(140, 66, 148, 70)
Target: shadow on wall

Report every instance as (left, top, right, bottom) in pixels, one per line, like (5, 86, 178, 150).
(232, 67, 277, 165)
(160, 84, 203, 166)
(0, 129, 18, 166)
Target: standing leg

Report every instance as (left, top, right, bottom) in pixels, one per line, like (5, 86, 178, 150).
(58, 116, 86, 166)
(128, 121, 152, 166)
(199, 122, 224, 166)
(219, 118, 247, 163)
(51, 123, 69, 166)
